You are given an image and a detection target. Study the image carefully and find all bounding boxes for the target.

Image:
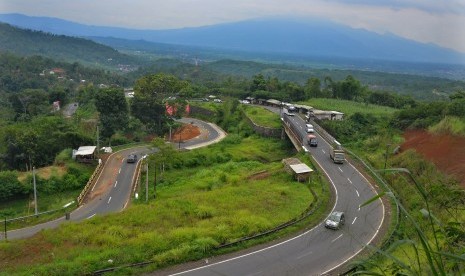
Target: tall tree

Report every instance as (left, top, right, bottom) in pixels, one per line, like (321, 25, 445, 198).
(304, 77, 321, 98)
(131, 73, 189, 134)
(250, 74, 267, 92)
(94, 88, 129, 141)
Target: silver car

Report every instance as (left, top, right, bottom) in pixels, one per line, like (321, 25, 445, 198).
(325, 211, 345, 230)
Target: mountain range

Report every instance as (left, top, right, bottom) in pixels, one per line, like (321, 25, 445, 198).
(1, 13, 464, 65)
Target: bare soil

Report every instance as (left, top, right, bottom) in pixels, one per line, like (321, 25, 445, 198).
(402, 129, 465, 188)
(168, 123, 201, 142)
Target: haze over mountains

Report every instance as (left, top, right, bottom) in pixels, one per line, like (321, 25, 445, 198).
(1, 13, 464, 66)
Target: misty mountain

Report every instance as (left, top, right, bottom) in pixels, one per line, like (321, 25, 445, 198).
(1, 13, 464, 65)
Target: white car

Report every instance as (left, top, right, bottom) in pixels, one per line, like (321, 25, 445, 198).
(325, 211, 345, 230)
(306, 124, 315, 133)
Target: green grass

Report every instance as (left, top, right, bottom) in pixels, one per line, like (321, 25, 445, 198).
(300, 98, 398, 117)
(429, 116, 465, 136)
(190, 102, 221, 112)
(0, 189, 79, 229)
(0, 135, 329, 275)
(243, 105, 281, 128)
(1, 161, 95, 230)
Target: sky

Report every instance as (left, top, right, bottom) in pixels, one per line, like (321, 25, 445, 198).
(1, 0, 465, 53)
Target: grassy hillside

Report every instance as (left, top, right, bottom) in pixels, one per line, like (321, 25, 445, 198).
(301, 98, 398, 117)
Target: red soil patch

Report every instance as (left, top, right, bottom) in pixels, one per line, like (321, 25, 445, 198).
(168, 123, 201, 142)
(402, 129, 465, 188)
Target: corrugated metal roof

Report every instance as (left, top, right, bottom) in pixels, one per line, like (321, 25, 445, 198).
(75, 146, 96, 156)
(289, 163, 313, 174)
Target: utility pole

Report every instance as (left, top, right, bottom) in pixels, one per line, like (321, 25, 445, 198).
(33, 166, 38, 216)
(145, 162, 148, 203)
(96, 125, 100, 154)
(384, 144, 391, 170)
(154, 160, 156, 199)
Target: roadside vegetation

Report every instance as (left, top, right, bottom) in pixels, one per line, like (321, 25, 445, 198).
(242, 105, 281, 129)
(301, 98, 398, 117)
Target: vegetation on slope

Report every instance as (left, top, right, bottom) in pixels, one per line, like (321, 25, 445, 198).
(0, 23, 140, 69)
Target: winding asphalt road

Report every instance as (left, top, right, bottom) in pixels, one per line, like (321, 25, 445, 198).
(166, 108, 385, 276)
(1, 119, 224, 240)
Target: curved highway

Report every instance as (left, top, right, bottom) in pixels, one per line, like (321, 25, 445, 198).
(3, 119, 223, 240)
(167, 109, 385, 275)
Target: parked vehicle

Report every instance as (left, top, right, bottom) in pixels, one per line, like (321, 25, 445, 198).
(325, 211, 345, 230)
(307, 134, 318, 147)
(330, 140, 345, 164)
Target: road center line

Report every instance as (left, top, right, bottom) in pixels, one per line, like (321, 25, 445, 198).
(87, 213, 96, 219)
(352, 217, 357, 225)
(114, 181, 118, 188)
(347, 178, 352, 184)
(107, 197, 112, 204)
(331, 234, 343, 243)
(355, 189, 360, 197)
(296, 251, 313, 260)
(338, 167, 343, 173)
(118, 168, 121, 174)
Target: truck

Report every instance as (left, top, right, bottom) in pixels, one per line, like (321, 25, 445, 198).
(307, 134, 318, 147)
(330, 140, 345, 164)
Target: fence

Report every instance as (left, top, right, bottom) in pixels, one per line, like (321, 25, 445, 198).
(77, 159, 104, 206)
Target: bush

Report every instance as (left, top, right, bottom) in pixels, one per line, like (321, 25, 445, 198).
(0, 170, 26, 201)
(55, 149, 73, 166)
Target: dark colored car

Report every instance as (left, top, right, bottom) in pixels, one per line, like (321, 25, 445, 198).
(127, 154, 137, 163)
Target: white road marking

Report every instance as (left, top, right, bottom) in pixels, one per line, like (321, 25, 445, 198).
(322, 149, 326, 154)
(114, 181, 118, 188)
(87, 213, 96, 219)
(296, 251, 313, 260)
(352, 217, 357, 225)
(347, 178, 352, 184)
(338, 167, 343, 173)
(107, 197, 112, 204)
(358, 205, 361, 211)
(331, 234, 343, 243)
(356, 190, 360, 197)
(118, 168, 121, 174)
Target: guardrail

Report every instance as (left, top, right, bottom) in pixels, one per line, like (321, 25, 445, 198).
(77, 159, 103, 206)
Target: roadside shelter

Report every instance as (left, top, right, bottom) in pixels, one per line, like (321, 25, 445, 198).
(74, 146, 97, 163)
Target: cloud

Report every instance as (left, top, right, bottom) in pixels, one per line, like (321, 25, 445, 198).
(0, 0, 464, 52)
(326, 0, 465, 14)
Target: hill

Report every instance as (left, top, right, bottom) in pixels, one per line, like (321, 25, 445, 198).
(1, 13, 465, 66)
(0, 22, 140, 70)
